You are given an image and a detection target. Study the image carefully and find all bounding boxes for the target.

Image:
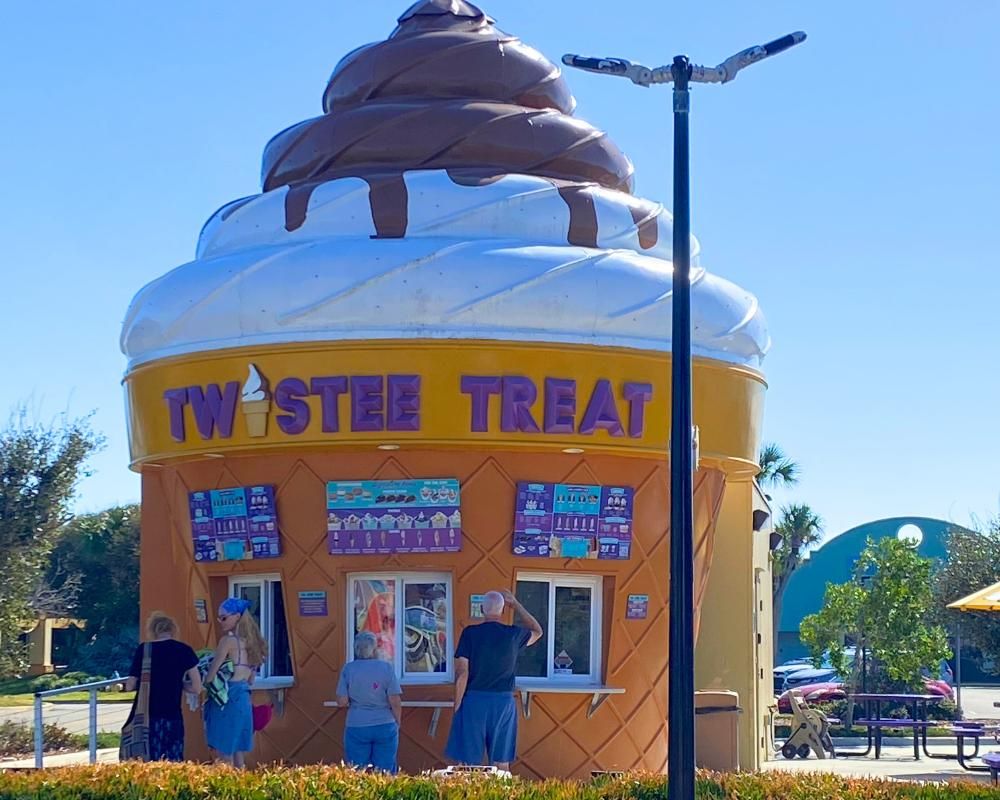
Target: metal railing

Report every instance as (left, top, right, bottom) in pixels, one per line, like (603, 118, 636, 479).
(33, 678, 126, 768)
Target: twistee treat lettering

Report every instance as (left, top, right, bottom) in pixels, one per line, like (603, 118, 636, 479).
(162, 372, 653, 442)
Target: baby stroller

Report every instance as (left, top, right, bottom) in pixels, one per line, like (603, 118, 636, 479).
(779, 691, 835, 760)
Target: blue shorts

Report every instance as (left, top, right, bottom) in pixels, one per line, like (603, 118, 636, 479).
(445, 690, 518, 765)
(344, 721, 399, 773)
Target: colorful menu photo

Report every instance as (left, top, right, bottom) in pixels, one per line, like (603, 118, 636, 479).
(512, 481, 634, 560)
(188, 485, 280, 562)
(327, 478, 462, 555)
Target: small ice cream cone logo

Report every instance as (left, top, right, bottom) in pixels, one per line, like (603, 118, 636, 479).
(241, 364, 270, 437)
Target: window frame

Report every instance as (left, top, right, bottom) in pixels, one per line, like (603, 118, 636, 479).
(228, 573, 293, 680)
(346, 571, 454, 685)
(514, 571, 604, 685)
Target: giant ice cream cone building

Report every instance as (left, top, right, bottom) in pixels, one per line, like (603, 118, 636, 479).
(121, 0, 772, 777)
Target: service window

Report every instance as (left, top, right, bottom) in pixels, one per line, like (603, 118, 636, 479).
(515, 573, 603, 683)
(229, 574, 293, 679)
(347, 573, 453, 683)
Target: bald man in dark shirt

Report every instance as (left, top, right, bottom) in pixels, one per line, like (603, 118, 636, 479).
(445, 589, 542, 770)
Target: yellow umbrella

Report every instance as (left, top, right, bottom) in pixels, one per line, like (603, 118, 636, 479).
(948, 580, 1000, 612)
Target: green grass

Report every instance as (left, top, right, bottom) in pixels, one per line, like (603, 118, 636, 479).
(0, 677, 44, 694)
(0, 691, 134, 706)
(0, 675, 133, 706)
(67, 730, 120, 750)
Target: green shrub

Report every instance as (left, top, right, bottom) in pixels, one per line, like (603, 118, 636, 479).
(66, 730, 120, 751)
(0, 720, 76, 757)
(0, 765, 998, 799)
(28, 674, 61, 691)
(21, 671, 109, 695)
(60, 671, 106, 685)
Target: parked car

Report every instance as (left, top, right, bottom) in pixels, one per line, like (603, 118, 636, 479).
(776, 682, 846, 714)
(776, 672, 954, 714)
(772, 658, 814, 694)
(779, 648, 857, 692)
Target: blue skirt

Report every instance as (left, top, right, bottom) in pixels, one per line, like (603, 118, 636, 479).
(445, 690, 518, 765)
(204, 680, 253, 755)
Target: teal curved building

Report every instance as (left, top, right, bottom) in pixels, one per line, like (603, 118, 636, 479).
(777, 516, 971, 663)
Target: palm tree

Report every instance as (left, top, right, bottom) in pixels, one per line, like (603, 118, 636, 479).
(757, 443, 800, 495)
(772, 503, 824, 644)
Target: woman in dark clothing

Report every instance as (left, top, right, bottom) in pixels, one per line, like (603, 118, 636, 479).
(125, 611, 202, 761)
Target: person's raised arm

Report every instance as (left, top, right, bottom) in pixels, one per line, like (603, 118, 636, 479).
(500, 589, 543, 646)
(204, 637, 234, 684)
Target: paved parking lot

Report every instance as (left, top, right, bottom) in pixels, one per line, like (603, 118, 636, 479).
(955, 685, 1000, 720)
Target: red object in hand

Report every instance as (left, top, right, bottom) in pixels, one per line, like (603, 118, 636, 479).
(253, 703, 274, 732)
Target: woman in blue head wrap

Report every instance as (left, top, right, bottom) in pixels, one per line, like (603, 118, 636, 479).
(203, 596, 268, 767)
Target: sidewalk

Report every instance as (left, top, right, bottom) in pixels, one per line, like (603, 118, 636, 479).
(763, 743, 996, 784)
(0, 748, 119, 769)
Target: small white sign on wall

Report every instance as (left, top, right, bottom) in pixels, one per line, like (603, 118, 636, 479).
(470, 594, 486, 618)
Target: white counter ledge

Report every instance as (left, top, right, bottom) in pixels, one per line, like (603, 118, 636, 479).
(514, 682, 626, 719)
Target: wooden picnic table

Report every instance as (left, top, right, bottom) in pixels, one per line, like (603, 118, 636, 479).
(838, 693, 944, 760)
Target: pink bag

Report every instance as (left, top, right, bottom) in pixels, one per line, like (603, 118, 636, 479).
(252, 703, 273, 732)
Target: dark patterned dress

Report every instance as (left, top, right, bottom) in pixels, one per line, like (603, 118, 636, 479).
(149, 718, 186, 761)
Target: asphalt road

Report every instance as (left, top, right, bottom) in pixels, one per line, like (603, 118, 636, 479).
(956, 685, 1000, 720)
(0, 702, 131, 735)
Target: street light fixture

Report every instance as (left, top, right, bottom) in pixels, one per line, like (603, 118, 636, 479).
(564, 32, 806, 800)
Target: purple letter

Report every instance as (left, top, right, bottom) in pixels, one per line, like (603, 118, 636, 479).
(310, 376, 348, 433)
(623, 382, 653, 438)
(501, 376, 541, 434)
(578, 379, 625, 437)
(275, 378, 310, 435)
(351, 376, 384, 432)
(163, 388, 189, 442)
(387, 375, 421, 431)
(188, 382, 238, 440)
(460, 376, 501, 432)
(543, 378, 576, 434)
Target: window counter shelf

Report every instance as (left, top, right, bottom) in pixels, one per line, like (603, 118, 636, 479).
(323, 699, 454, 737)
(514, 683, 625, 719)
(252, 677, 295, 716)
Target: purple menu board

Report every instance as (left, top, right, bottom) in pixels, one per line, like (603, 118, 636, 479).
(189, 485, 280, 562)
(513, 481, 634, 560)
(327, 478, 462, 555)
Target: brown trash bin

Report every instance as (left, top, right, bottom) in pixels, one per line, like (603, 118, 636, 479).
(694, 690, 742, 772)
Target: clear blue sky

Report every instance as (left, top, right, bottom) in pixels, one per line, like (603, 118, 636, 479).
(2, 1, 998, 543)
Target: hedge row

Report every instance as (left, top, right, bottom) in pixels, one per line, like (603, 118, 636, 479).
(0, 764, 997, 800)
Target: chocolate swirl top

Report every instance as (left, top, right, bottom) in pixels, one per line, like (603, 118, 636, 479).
(261, 0, 635, 202)
(322, 1, 575, 115)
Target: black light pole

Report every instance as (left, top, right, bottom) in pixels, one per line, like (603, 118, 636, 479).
(564, 32, 806, 800)
(668, 54, 696, 795)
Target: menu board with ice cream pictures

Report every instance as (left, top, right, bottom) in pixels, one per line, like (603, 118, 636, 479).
(326, 479, 462, 555)
(188, 485, 280, 562)
(513, 481, 634, 560)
